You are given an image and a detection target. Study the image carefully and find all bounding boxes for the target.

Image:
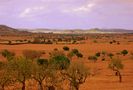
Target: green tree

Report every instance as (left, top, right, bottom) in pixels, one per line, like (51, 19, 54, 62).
(121, 50, 128, 56)
(50, 54, 70, 70)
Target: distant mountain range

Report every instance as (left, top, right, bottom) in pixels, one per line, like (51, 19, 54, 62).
(0, 25, 133, 35)
(27, 28, 133, 34)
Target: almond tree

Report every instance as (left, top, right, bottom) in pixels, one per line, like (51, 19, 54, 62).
(32, 59, 48, 90)
(0, 62, 14, 90)
(10, 57, 32, 90)
(109, 58, 124, 82)
(63, 62, 90, 90)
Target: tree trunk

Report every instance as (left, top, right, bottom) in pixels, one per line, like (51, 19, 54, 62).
(22, 77, 26, 90)
(22, 82, 26, 90)
(113, 68, 122, 83)
(47, 86, 55, 90)
(38, 82, 43, 90)
(74, 84, 79, 90)
(0, 85, 4, 90)
(75, 86, 79, 90)
(117, 71, 122, 82)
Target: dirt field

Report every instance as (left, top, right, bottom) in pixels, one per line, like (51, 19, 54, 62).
(0, 34, 133, 90)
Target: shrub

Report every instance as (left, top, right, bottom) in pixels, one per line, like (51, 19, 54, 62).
(121, 50, 128, 56)
(1, 49, 15, 61)
(22, 50, 42, 60)
(88, 56, 97, 62)
(71, 49, 79, 55)
(95, 52, 101, 57)
(37, 59, 48, 66)
(93, 40, 97, 43)
(63, 46, 69, 51)
(76, 52, 83, 58)
(108, 53, 114, 59)
(54, 48, 58, 51)
(109, 41, 113, 44)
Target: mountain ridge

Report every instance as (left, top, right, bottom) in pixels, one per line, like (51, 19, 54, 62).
(0, 25, 133, 35)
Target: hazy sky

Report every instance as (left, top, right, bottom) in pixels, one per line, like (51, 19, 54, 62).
(0, 0, 133, 29)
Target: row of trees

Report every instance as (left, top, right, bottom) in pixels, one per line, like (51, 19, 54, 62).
(0, 49, 90, 90)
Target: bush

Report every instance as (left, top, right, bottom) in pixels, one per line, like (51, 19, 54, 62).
(88, 56, 97, 62)
(109, 41, 113, 44)
(121, 50, 128, 56)
(95, 52, 101, 57)
(76, 53, 83, 58)
(108, 53, 114, 59)
(93, 40, 97, 43)
(45, 40, 53, 44)
(22, 50, 42, 60)
(1, 49, 15, 60)
(71, 49, 79, 54)
(63, 46, 69, 51)
(37, 59, 48, 66)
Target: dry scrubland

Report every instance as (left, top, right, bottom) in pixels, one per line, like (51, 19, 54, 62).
(0, 33, 133, 90)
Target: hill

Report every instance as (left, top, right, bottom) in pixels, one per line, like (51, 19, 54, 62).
(0, 25, 31, 35)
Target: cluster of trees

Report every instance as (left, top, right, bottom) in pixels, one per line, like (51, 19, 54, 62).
(88, 50, 129, 62)
(109, 40, 120, 45)
(0, 49, 90, 90)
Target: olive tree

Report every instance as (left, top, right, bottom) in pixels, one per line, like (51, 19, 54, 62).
(49, 51, 70, 70)
(109, 58, 124, 82)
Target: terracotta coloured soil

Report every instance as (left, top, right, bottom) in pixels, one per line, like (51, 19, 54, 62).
(0, 35, 133, 90)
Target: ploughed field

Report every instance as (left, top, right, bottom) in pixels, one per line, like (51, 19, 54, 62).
(0, 34, 133, 90)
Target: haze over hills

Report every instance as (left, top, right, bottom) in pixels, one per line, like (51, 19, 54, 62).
(0, 25, 133, 35)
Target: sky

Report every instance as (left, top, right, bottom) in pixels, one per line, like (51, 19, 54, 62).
(0, 0, 133, 29)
